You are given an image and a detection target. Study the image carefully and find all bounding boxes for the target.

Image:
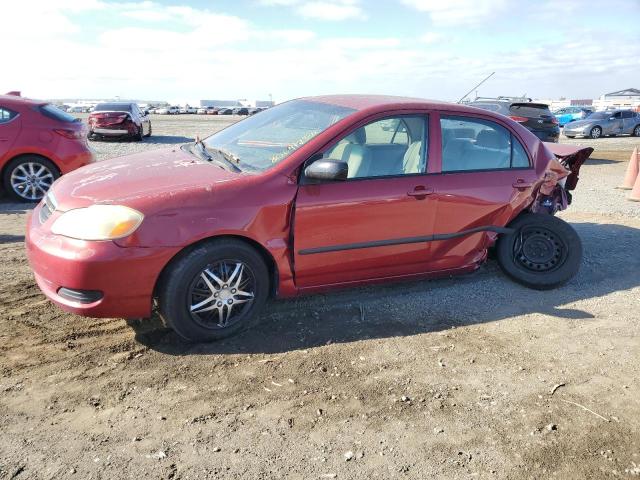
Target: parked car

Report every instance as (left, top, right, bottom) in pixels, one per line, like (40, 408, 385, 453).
(468, 97, 560, 142)
(0, 93, 93, 201)
(563, 110, 640, 139)
(68, 106, 90, 113)
(206, 107, 220, 115)
(553, 106, 593, 127)
(26, 94, 592, 342)
(179, 106, 197, 114)
(88, 102, 151, 141)
(217, 108, 234, 115)
(156, 106, 180, 115)
(232, 107, 249, 115)
(248, 107, 263, 115)
(196, 107, 209, 115)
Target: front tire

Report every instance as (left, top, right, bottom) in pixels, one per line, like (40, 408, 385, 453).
(589, 126, 602, 139)
(158, 239, 269, 342)
(2, 155, 60, 202)
(496, 213, 582, 290)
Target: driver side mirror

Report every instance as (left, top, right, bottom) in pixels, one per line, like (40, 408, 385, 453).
(304, 158, 349, 182)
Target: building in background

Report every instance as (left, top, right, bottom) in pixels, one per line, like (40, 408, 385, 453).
(593, 88, 640, 111)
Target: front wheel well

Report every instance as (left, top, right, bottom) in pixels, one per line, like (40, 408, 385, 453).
(154, 234, 279, 299)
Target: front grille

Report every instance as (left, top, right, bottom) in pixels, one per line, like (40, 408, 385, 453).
(39, 191, 57, 224)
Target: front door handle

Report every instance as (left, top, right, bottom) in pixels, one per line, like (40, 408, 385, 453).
(407, 186, 434, 198)
(512, 180, 533, 190)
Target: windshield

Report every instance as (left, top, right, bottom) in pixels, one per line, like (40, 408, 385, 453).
(588, 112, 611, 120)
(203, 99, 355, 171)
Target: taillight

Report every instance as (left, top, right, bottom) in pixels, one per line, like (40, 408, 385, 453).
(509, 115, 528, 123)
(54, 129, 84, 139)
(550, 117, 559, 124)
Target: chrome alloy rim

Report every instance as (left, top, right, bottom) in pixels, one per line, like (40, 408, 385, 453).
(188, 260, 255, 329)
(10, 162, 55, 200)
(591, 127, 601, 139)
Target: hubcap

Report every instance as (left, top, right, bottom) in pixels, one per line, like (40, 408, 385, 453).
(513, 227, 566, 272)
(592, 128, 601, 138)
(10, 162, 54, 200)
(188, 260, 255, 329)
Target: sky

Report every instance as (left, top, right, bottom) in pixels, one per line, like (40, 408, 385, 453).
(2, 0, 639, 104)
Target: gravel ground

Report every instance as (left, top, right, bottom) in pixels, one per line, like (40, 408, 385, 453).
(1, 115, 639, 479)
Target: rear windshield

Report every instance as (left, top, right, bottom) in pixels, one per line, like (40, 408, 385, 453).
(39, 104, 79, 123)
(509, 104, 551, 117)
(469, 102, 502, 112)
(94, 103, 132, 112)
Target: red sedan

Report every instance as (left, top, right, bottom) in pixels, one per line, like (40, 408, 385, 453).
(0, 93, 94, 201)
(25, 95, 592, 342)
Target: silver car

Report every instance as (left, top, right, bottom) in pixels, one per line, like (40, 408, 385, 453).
(564, 109, 640, 139)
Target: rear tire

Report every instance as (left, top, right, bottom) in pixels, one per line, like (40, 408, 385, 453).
(589, 126, 602, 139)
(2, 155, 60, 202)
(496, 213, 582, 290)
(158, 239, 269, 342)
(145, 122, 152, 137)
(134, 124, 144, 141)
(633, 125, 640, 137)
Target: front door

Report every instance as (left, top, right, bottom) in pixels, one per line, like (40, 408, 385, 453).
(293, 114, 436, 288)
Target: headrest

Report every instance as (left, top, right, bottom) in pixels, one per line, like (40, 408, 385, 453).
(345, 127, 366, 145)
(476, 129, 509, 149)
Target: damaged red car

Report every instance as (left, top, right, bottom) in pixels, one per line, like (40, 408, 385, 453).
(25, 95, 592, 342)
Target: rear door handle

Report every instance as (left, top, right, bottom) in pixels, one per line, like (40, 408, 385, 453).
(407, 186, 434, 198)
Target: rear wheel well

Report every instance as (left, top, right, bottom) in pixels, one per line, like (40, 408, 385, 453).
(155, 235, 279, 299)
(1, 153, 61, 179)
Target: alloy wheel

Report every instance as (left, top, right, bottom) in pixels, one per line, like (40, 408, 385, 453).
(188, 260, 256, 329)
(10, 162, 55, 201)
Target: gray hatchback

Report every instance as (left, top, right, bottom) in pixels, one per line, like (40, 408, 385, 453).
(564, 110, 640, 139)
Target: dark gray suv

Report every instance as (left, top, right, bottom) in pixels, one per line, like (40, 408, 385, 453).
(468, 97, 560, 143)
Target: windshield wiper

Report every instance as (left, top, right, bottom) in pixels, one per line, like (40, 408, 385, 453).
(208, 147, 243, 172)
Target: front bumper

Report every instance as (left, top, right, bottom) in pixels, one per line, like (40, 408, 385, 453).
(563, 126, 589, 137)
(25, 204, 180, 318)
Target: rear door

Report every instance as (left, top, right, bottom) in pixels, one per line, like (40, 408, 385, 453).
(0, 107, 20, 162)
(424, 113, 538, 271)
(606, 111, 624, 135)
(293, 114, 436, 288)
(622, 111, 637, 134)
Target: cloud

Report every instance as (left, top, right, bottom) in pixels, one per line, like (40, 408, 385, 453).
(259, 0, 364, 21)
(1, 0, 639, 104)
(401, 0, 508, 26)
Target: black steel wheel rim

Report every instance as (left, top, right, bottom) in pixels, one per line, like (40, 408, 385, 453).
(187, 259, 256, 330)
(513, 226, 567, 273)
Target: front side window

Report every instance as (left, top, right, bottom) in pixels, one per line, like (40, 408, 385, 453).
(324, 115, 428, 179)
(441, 115, 530, 172)
(0, 107, 18, 123)
(204, 100, 355, 172)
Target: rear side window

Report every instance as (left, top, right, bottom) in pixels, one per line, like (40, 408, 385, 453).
(0, 107, 18, 123)
(440, 116, 530, 172)
(39, 104, 79, 123)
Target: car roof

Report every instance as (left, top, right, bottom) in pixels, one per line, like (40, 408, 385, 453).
(0, 94, 46, 107)
(302, 94, 498, 117)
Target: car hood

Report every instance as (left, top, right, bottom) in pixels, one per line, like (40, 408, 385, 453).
(565, 120, 592, 128)
(50, 147, 240, 212)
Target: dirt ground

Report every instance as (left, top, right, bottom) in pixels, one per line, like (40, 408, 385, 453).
(1, 115, 639, 479)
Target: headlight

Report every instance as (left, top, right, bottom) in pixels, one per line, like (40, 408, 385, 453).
(51, 205, 144, 240)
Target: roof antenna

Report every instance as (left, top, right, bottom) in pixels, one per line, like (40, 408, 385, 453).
(457, 72, 495, 104)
